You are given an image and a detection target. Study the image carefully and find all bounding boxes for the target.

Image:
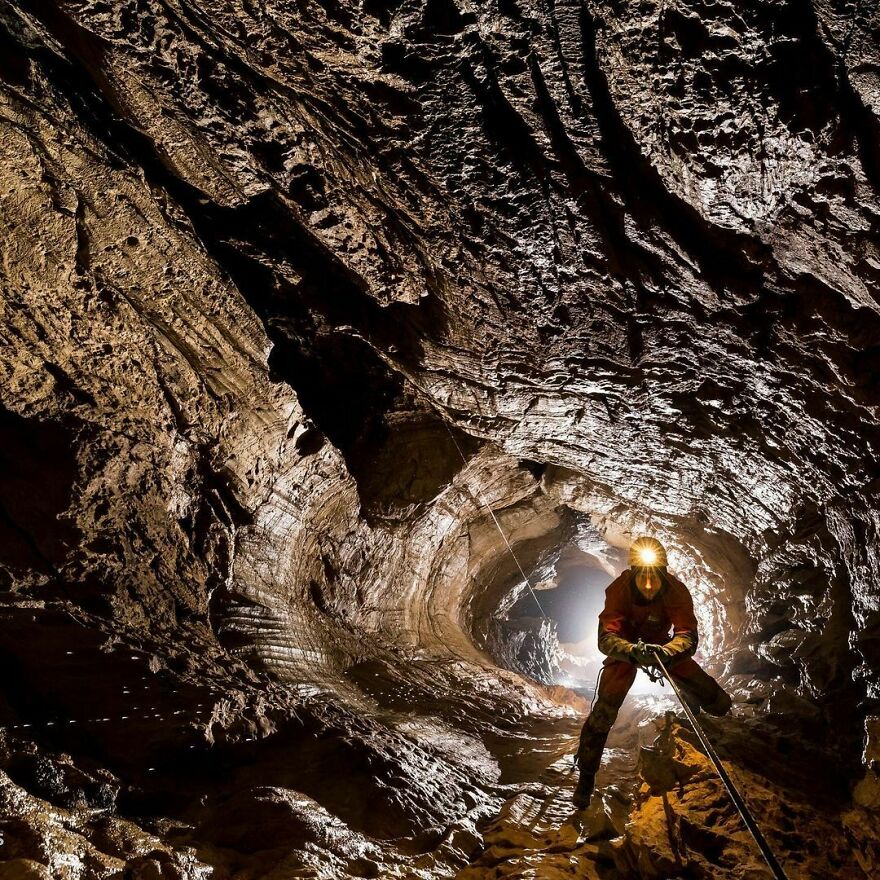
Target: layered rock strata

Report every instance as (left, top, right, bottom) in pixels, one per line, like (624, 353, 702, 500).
(0, 0, 879, 876)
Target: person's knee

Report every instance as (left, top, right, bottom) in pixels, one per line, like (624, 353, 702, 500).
(585, 698, 622, 734)
(703, 688, 732, 717)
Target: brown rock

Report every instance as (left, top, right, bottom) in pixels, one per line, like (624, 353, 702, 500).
(0, 0, 879, 877)
(0, 862, 52, 880)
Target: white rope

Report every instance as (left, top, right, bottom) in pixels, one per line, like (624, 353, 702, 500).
(0, 706, 209, 732)
(442, 420, 549, 620)
(2, 420, 551, 737)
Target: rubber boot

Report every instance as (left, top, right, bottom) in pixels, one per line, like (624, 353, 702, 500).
(573, 772, 595, 809)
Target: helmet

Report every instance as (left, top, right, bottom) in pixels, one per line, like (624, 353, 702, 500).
(629, 536, 667, 569)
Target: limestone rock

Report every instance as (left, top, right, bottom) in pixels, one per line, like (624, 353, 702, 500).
(0, 0, 878, 876)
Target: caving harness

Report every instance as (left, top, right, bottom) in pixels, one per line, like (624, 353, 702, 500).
(635, 639, 665, 685)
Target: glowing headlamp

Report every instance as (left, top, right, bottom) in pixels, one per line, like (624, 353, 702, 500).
(629, 536, 667, 569)
(637, 547, 658, 566)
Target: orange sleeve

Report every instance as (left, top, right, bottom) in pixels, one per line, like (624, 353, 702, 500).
(598, 573, 629, 635)
(597, 573, 634, 660)
(666, 576, 698, 634)
(663, 575, 698, 659)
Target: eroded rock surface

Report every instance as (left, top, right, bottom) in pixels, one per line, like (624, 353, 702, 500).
(0, 0, 879, 876)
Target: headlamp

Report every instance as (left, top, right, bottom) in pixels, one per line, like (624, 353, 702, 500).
(637, 547, 658, 566)
(628, 536, 668, 569)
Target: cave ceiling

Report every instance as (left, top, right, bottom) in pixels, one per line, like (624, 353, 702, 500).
(0, 0, 879, 877)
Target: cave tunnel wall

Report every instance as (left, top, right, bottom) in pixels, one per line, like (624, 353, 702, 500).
(0, 0, 879, 876)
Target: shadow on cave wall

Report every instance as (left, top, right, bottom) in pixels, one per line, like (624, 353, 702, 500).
(0, 405, 81, 582)
(7, 1, 471, 520)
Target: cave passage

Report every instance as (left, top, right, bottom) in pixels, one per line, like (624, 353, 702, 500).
(0, 0, 878, 878)
(479, 519, 727, 703)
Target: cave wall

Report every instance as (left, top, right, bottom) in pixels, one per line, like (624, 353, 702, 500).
(1, 0, 879, 876)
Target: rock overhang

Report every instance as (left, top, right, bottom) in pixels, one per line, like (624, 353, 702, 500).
(0, 0, 878, 875)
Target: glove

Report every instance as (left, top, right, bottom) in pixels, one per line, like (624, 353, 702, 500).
(661, 632, 697, 663)
(598, 631, 636, 663)
(630, 642, 666, 667)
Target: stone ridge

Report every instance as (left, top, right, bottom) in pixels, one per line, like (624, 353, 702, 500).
(0, 0, 878, 876)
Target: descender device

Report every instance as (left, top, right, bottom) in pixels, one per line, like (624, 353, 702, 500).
(634, 639, 665, 684)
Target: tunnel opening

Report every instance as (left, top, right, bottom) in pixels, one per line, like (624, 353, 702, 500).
(474, 517, 615, 689)
(466, 495, 731, 701)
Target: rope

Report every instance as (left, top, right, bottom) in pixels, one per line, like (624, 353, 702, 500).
(589, 665, 605, 712)
(442, 420, 549, 620)
(651, 650, 790, 880)
(0, 706, 209, 733)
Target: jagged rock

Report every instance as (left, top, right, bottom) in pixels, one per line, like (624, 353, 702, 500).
(852, 715, 880, 810)
(0, 0, 878, 876)
(0, 861, 53, 880)
(637, 713, 703, 795)
(619, 720, 875, 879)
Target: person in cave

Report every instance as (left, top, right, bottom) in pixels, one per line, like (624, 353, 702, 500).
(573, 536, 732, 809)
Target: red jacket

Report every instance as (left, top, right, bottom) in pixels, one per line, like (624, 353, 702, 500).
(598, 570, 698, 661)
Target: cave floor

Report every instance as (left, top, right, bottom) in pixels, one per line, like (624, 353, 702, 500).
(454, 696, 666, 880)
(1, 654, 876, 879)
(449, 693, 876, 880)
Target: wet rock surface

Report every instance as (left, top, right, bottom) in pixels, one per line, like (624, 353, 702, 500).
(1, 0, 879, 876)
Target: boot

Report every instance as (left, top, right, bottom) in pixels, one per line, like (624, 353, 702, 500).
(703, 687, 733, 717)
(573, 772, 595, 809)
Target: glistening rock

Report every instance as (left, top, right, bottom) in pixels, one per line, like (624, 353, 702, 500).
(0, 0, 878, 877)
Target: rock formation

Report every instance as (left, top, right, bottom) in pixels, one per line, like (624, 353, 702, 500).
(0, 0, 878, 876)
